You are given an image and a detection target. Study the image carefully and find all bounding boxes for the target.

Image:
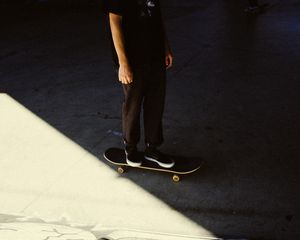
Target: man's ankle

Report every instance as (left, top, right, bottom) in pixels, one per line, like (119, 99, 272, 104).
(125, 145, 137, 154)
(145, 143, 157, 150)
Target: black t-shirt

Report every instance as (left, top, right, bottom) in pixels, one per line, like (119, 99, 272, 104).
(103, 0, 165, 68)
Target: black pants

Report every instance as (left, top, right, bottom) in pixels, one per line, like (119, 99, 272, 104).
(121, 61, 166, 148)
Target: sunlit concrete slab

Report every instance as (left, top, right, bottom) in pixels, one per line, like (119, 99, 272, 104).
(23, 153, 209, 236)
(0, 222, 97, 240)
(0, 93, 216, 238)
(0, 94, 89, 213)
(0, 213, 221, 240)
(97, 229, 222, 240)
(0, 222, 221, 240)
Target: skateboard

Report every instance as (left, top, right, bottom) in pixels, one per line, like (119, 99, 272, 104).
(103, 147, 203, 182)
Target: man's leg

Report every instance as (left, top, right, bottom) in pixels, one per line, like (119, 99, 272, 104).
(122, 67, 145, 148)
(143, 62, 174, 168)
(143, 62, 166, 147)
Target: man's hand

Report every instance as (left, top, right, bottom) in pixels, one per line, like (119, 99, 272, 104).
(165, 50, 173, 69)
(165, 41, 173, 69)
(119, 63, 133, 85)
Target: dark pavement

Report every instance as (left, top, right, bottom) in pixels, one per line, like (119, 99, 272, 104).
(0, 0, 299, 239)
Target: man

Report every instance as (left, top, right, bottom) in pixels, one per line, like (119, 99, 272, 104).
(103, 0, 174, 168)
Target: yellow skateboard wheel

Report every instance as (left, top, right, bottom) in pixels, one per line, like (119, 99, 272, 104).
(172, 174, 180, 182)
(117, 166, 125, 174)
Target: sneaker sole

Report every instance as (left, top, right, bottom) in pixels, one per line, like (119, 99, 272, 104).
(126, 158, 142, 167)
(144, 156, 175, 169)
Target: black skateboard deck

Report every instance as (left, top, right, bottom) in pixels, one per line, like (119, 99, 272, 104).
(103, 147, 203, 182)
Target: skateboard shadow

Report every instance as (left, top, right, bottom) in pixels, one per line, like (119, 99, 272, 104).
(167, 154, 204, 172)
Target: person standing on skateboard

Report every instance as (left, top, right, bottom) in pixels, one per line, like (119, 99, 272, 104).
(103, 0, 174, 168)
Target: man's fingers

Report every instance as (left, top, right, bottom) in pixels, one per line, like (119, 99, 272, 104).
(166, 55, 173, 69)
(119, 76, 127, 84)
(119, 72, 132, 85)
(123, 76, 129, 84)
(168, 56, 173, 68)
(126, 72, 133, 84)
(119, 76, 124, 83)
(125, 74, 131, 84)
(120, 75, 133, 85)
(118, 64, 133, 84)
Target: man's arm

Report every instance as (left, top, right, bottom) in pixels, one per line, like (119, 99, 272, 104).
(109, 13, 133, 84)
